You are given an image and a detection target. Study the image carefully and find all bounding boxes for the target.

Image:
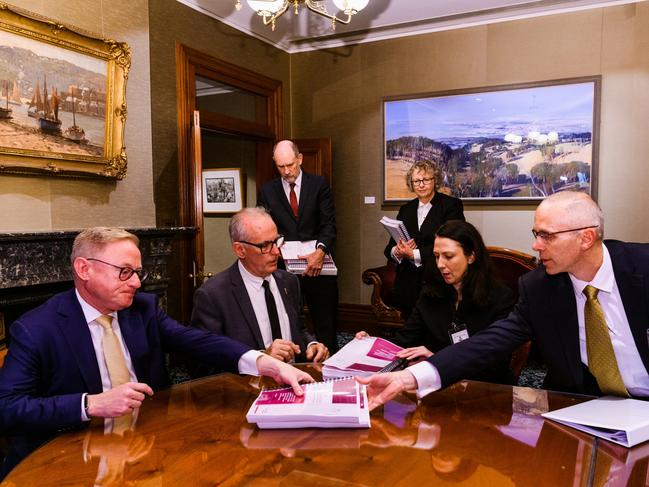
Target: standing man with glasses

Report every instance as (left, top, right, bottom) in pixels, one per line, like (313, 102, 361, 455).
(259, 140, 339, 352)
(359, 191, 649, 408)
(384, 160, 464, 319)
(192, 208, 328, 363)
(0, 227, 313, 433)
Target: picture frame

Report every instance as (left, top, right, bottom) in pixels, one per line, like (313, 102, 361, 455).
(383, 76, 600, 205)
(0, 4, 130, 179)
(202, 168, 244, 214)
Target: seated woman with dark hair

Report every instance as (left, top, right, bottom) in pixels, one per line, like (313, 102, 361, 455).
(361, 220, 515, 385)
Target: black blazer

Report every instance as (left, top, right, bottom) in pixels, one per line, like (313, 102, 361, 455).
(259, 171, 336, 251)
(191, 263, 316, 360)
(396, 282, 515, 384)
(429, 240, 649, 396)
(383, 191, 464, 312)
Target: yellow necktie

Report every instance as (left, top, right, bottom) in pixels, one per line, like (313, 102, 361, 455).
(583, 285, 629, 397)
(96, 315, 130, 387)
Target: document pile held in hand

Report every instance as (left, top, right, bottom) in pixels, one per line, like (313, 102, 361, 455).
(280, 240, 338, 276)
(380, 216, 411, 243)
(322, 336, 404, 379)
(246, 377, 370, 429)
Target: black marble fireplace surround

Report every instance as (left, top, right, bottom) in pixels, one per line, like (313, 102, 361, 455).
(0, 227, 193, 349)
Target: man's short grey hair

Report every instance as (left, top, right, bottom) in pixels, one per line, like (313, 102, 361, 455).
(406, 160, 440, 192)
(541, 191, 604, 239)
(272, 139, 300, 158)
(71, 227, 139, 265)
(229, 207, 273, 243)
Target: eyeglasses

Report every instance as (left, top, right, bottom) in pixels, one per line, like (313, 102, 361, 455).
(238, 235, 285, 254)
(531, 225, 599, 242)
(411, 177, 434, 186)
(86, 258, 149, 282)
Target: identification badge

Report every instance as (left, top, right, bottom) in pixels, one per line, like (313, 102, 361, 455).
(448, 322, 469, 344)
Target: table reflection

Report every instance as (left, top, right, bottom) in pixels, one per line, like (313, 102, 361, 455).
(3, 370, 649, 486)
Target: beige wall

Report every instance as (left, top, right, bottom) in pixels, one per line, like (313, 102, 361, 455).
(0, 0, 155, 231)
(290, 3, 649, 304)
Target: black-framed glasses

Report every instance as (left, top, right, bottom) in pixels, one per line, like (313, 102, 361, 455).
(86, 258, 149, 282)
(531, 225, 599, 242)
(238, 235, 285, 254)
(411, 177, 434, 186)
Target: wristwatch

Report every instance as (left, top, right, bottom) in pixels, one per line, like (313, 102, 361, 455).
(83, 394, 91, 418)
(316, 243, 327, 253)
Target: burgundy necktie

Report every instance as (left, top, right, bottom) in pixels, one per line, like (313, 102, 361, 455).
(289, 183, 298, 217)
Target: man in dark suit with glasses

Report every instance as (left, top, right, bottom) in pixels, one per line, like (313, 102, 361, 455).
(192, 208, 328, 363)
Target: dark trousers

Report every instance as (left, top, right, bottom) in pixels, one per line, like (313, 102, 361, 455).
(299, 275, 339, 353)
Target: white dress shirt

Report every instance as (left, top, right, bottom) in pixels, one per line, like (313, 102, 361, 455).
(408, 243, 649, 398)
(281, 170, 302, 204)
(238, 261, 293, 347)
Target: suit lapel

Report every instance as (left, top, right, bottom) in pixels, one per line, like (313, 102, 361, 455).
(117, 307, 149, 383)
(56, 290, 103, 393)
(609, 243, 649, 372)
(297, 172, 311, 222)
(402, 200, 420, 240)
(274, 178, 296, 222)
(230, 265, 266, 348)
(548, 274, 584, 387)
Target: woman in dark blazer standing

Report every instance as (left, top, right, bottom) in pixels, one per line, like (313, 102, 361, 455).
(384, 160, 464, 318)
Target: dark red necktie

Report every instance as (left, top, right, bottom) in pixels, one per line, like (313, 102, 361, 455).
(289, 183, 299, 217)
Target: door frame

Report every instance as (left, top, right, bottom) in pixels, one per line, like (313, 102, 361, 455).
(175, 43, 283, 322)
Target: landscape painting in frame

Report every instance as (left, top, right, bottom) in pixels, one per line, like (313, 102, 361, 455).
(0, 5, 129, 178)
(383, 77, 600, 204)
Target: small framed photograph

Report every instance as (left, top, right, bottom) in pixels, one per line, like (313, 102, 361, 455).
(202, 168, 244, 214)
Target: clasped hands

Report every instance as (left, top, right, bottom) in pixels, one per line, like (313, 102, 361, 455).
(297, 248, 326, 277)
(266, 338, 329, 363)
(393, 239, 417, 261)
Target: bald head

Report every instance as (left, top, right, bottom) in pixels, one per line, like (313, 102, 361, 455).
(272, 139, 302, 183)
(537, 191, 604, 240)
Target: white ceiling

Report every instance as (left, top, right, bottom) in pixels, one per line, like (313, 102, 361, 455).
(177, 0, 644, 53)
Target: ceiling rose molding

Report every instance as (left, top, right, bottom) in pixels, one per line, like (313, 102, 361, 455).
(177, 0, 644, 54)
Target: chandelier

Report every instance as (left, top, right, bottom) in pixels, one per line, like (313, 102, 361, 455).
(235, 0, 370, 31)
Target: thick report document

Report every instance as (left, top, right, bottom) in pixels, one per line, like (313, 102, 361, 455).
(280, 240, 338, 276)
(246, 378, 370, 429)
(322, 336, 404, 379)
(380, 216, 411, 243)
(542, 396, 649, 447)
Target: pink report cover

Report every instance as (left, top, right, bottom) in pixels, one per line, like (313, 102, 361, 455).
(246, 378, 370, 429)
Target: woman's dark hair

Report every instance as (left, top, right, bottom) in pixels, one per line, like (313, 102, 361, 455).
(423, 220, 494, 306)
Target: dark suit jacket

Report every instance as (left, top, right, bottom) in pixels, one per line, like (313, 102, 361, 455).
(429, 240, 649, 396)
(259, 171, 336, 251)
(191, 263, 316, 359)
(396, 282, 515, 384)
(0, 289, 250, 432)
(383, 192, 465, 311)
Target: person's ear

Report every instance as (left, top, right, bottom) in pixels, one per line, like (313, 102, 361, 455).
(233, 242, 246, 260)
(580, 227, 597, 250)
(467, 252, 476, 264)
(73, 257, 91, 281)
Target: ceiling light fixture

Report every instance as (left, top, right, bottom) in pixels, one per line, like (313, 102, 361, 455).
(235, 0, 369, 31)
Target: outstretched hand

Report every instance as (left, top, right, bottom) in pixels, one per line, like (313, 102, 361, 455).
(356, 370, 418, 410)
(256, 354, 315, 395)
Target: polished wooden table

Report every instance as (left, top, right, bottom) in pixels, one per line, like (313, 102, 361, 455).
(3, 365, 649, 486)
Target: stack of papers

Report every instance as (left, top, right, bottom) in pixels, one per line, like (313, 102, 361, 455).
(323, 337, 403, 379)
(542, 396, 649, 447)
(246, 378, 370, 429)
(280, 240, 338, 276)
(380, 216, 411, 243)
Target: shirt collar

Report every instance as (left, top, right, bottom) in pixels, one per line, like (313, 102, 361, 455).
(281, 170, 302, 190)
(418, 200, 432, 209)
(569, 243, 615, 296)
(238, 260, 271, 291)
(75, 289, 117, 325)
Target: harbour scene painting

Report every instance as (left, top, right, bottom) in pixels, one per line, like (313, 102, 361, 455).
(384, 78, 599, 203)
(0, 28, 106, 158)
